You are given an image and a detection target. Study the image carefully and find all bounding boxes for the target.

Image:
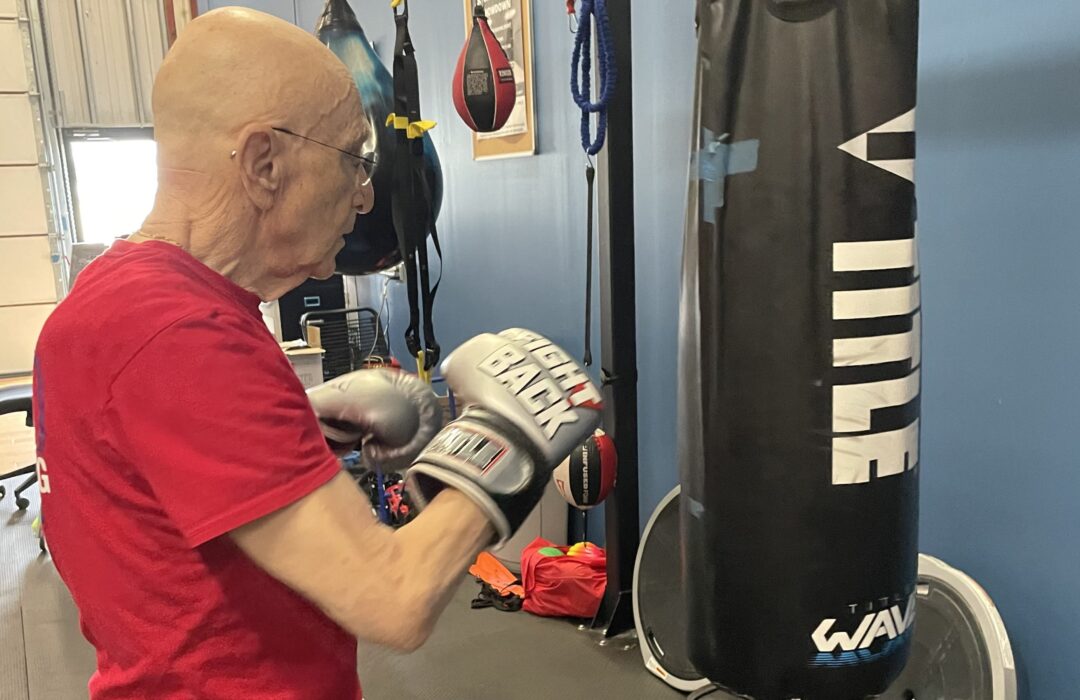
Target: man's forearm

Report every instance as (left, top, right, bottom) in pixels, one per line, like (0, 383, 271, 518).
(392, 489, 495, 644)
(231, 472, 493, 652)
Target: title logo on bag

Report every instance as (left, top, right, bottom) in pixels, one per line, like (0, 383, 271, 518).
(831, 107, 920, 486)
(810, 594, 916, 667)
(838, 109, 915, 183)
(479, 331, 602, 440)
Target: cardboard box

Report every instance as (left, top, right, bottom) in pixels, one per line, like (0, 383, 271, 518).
(282, 346, 325, 388)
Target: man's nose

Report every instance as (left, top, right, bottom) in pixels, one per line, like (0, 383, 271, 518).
(353, 178, 374, 214)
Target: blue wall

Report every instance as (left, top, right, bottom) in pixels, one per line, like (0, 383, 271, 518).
(627, 2, 697, 539)
(918, 2, 1080, 697)
(200, 0, 1076, 695)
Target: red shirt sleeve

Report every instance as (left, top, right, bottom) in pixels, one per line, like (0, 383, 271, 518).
(103, 310, 341, 547)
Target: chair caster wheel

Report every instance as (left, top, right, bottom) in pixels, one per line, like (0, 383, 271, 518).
(39, 537, 47, 554)
(16, 496, 30, 510)
(0, 485, 6, 499)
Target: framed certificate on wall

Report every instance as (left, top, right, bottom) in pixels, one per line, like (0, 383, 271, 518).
(463, 0, 537, 160)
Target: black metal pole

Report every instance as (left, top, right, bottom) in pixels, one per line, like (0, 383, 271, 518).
(590, 0, 639, 638)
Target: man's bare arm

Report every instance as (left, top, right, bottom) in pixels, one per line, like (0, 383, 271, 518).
(230, 471, 493, 651)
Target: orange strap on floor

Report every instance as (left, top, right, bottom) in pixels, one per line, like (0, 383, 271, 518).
(468, 552, 525, 598)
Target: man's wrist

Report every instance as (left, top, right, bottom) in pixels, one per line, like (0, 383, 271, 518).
(430, 488, 497, 544)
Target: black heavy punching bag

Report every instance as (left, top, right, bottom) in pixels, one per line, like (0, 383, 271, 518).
(678, 2, 920, 699)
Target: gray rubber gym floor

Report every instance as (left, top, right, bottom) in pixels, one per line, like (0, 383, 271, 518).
(0, 487, 680, 699)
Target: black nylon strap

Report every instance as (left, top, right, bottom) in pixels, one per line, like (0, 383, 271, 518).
(470, 582, 523, 612)
(416, 166, 442, 367)
(583, 164, 596, 367)
(391, 0, 440, 370)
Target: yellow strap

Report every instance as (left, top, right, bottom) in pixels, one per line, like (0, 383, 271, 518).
(386, 114, 437, 140)
(391, 0, 403, 8)
(407, 120, 436, 139)
(416, 352, 433, 384)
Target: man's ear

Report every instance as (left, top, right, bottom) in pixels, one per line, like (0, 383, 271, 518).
(234, 124, 281, 211)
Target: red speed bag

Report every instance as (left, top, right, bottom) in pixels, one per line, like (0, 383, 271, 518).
(452, 3, 516, 133)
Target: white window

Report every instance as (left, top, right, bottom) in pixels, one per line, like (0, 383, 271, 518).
(65, 129, 157, 245)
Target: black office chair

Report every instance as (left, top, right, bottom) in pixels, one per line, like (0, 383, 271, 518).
(0, 383, 36, 510)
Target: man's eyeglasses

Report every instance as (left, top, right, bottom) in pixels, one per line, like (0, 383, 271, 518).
(271, 127, 377, 181)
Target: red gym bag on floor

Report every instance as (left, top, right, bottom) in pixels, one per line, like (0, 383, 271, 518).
(520, 538, 607, 619)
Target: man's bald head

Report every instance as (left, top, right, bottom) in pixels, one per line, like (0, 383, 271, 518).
(137, 7, 375, 300)
(153, 7, 366, 165)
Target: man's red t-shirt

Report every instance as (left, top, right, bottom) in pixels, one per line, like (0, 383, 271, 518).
(33, 240, 362, 699)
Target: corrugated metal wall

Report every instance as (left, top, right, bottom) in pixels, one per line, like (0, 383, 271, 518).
(0, 0, 170, 375)
(0, 0, 57, 376)
(41, 0, 167, 127)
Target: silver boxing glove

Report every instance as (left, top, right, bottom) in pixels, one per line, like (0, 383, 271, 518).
(307, 368, 442, 471)
(406, 329, 603, 547)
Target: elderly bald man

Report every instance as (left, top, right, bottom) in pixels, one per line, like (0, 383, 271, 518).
(32, 8, 600, 700)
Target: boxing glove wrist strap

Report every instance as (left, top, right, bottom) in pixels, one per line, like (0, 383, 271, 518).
(407, 410, 547, 549)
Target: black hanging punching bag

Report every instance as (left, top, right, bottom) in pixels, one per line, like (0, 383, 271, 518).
(316, 0, 443, 275)
(678, 1, 920, 699)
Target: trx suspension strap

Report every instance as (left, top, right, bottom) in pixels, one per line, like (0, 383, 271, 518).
(389, 0, 441, 376)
